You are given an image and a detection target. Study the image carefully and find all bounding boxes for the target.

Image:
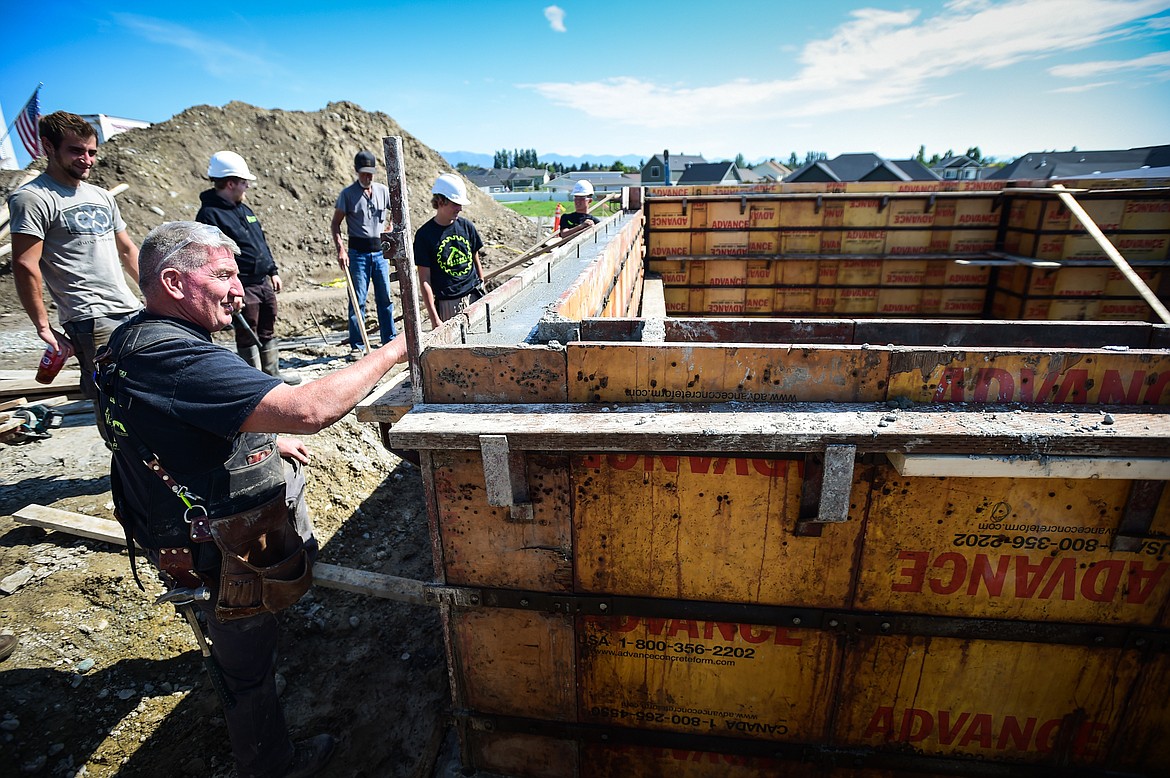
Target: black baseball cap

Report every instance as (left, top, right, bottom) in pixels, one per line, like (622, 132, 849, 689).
(355, 150, 377, 173)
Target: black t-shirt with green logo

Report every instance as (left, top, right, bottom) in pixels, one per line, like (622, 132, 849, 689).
(413, 216, 483, 300)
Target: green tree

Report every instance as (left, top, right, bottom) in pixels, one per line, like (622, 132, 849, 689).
(916, 145, 926, 163)
(787, 152, 799, 167)
(734, 153, 747, 168)
(966, 147, 982, 163)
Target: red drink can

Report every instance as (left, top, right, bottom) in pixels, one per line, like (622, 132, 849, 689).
(35, 346, 68, 384)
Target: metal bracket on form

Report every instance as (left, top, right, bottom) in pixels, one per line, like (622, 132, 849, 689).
(796, 444, 857, 535)
(479, 434, 535, 523)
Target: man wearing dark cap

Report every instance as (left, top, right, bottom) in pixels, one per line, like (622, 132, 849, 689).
(330, 150, 395, 358)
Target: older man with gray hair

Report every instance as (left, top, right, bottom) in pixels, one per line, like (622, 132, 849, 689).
(95, 221, 406, 777)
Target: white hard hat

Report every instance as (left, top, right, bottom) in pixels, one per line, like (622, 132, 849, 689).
(571, 180, 594, 197)
(207, 150, 256, 180)
(432, 173, 470, 205)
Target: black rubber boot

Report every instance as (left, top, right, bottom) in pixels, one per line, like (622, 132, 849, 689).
(237, 344, 261, 369)
(260, 339, 301, 385)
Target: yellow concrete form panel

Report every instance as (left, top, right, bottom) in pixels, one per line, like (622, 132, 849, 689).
(432, 451, 573, 591)
(648, 230, 703, 257)
(572, 454, 865, 606)
(843, 198, 887, 228)
(935, 288, 987, 317)
(422, 345, 568, 403)
(880, 259, 927, 286)
(949, 230, 996, 253)
(876, 288, 922, 316)
(834, 287, 879, 314)
(583, 743, 821, 778)
(750, 202, 780, 228)
(1070, 199, 1126, 233)
(579, 615, 839, 743)
(1110, 651, 1170, 769)
(855, 466, 1170, 624)
(952, 198, 1000, 230)
(838, 259, 883, 285)
(1104, 266, 1161, 296)
(700, 259, 747, 286)
(568, 343, 890, 403)
(452, 608, 576, 720)
(886, 349, 1170, 405)
(744, 288, 775, 315)
(780, 287, 817, 313)
(664, 287, 689, 314)
(647, 259, 693, 286)
(931, 201, 957, 230)
(1096, 300, 1152, 321)
(707, 201, 752, 231)
(887, 199, 935, 229)
(701, 287, 747, 315)
(745, 260, 775, 286)
(1113, 233, 1170, 261)
(781, 259, 819, 285)
(647, 200, 696, 230)
(842, 229, 887, 255)
(706, 232, 749, 256)
(835, 636, 1140, 766)
(467, 731, 579, 778)
(1121, 198, 1170, 231)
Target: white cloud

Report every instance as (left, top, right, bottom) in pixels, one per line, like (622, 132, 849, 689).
(1051, 81, 1116, 93)
(114, 13, 282, 80)
(1048, 50, 1170, 78)
(521, 0, 1170, 128)
(544, 6, 567, 33)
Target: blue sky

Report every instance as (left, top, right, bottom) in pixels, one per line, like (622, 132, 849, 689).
(2, 0, 1168, 169)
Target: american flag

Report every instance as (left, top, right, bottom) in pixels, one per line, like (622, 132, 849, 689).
(14, 88, 41, 159)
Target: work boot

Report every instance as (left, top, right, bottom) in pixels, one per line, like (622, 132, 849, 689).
(0, 634, 16, 663)
(283, 733, 335, 778)
(237, 344, 261, 370)
(260, 340, 301, 385)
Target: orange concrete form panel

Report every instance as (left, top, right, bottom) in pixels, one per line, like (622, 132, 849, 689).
(835, 636, 1141, 766)
(572, 454, 865, 606)
(578, 615, 840, 743)
(422, 345, 568, 404)
(568, 343, 889, 404)
(886, 348, 1170, 405)
(432, 451, 573, 591)
(855, 466, 1170, 624)
(451, 608, 576, 720)
(582, 742, 821, 778)
(1111, 651, 1170, 769)
(465, 730, 578, 778)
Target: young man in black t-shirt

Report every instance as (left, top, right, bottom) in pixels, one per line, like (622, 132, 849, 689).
(413, 173, 485, 325)
(559, 179, 600, 239)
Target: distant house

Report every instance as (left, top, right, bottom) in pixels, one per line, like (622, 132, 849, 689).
(988, 145, 1170, 180)
(786, 153, 941, 183)
(641, 152, 708, 185)
(676, 162, 743, 186)
(546, 171, 638, 194)
(465, 168, 510, 193)
(751, 160, 792, 182)
(931, 155, 992, 181)
(509, 167, 550, 191)
(82, 113, 151, 144)
(737, 167, 764, 183)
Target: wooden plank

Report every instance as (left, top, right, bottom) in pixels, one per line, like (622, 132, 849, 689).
(355, 369, 413, 424)
(0, 397, 27, 412)
(568, 343, 889, 404)
(386, 402, 1170, 459)
(422, 344, 568, 404)
(888, 452, 1170, 479)
(574, 453, 864, 607)
(12, 504, 429, 604)
(640, 278, 667, 319)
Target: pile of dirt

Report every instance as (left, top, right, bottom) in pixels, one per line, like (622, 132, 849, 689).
(1, 99, 542, 337)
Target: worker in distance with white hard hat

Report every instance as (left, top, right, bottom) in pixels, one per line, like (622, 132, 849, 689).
(558, 179, 600, 240)
(413, 173, 486, 325)
(196, 151, 300, 384)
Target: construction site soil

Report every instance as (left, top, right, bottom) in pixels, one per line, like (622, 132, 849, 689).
(0, 101, 543, 777)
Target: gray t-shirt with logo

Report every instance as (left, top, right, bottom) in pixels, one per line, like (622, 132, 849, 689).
(7, 173, 140, 324)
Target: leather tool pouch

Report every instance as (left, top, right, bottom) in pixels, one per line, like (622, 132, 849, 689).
(209, 492, 313, 620)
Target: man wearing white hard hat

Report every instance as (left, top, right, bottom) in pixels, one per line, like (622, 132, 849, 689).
(558, 179, 600, 239)
(413, 173, 486, 325)
(196, 151, 299, 384)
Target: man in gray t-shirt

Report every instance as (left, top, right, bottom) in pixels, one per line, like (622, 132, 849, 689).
(330, 150, 396, 356)
(8, 111, 141, 398)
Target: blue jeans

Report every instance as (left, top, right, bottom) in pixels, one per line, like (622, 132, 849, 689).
(347, 249, 396, 347)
